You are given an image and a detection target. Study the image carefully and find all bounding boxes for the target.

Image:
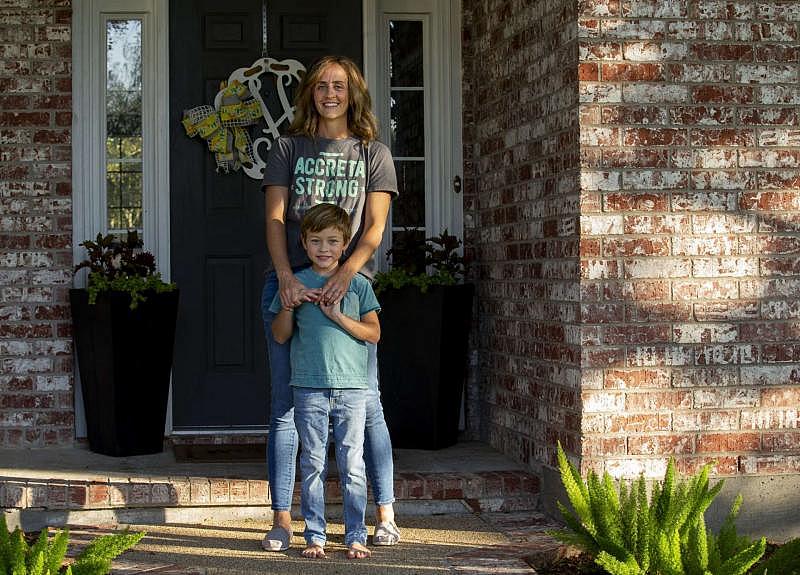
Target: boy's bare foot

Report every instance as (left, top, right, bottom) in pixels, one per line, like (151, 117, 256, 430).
(301, 544, 326, 559)
(347, 542, 371, 559)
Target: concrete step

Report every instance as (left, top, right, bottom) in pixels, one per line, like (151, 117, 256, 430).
(0, 442, 541, 531)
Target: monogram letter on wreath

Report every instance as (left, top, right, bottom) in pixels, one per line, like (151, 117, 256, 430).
(181, 2, 305, 180)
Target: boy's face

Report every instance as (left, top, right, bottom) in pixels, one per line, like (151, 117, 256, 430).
(302, 225, 347, 273)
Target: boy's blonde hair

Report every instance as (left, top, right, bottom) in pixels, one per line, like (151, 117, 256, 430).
(300, 203, 352, 244)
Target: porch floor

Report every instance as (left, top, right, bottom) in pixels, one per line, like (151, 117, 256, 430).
(0, 440, 541, 531)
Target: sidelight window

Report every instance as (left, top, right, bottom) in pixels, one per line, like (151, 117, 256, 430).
(105, 19, 143, 234)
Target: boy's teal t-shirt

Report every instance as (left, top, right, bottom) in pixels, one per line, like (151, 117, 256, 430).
(269, 267, 380, 389)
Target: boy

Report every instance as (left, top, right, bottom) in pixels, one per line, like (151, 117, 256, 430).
(270, 203, 380, 560)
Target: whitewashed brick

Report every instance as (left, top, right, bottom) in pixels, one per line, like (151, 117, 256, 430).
(693, 388, 759, 408)
(581, 214, 624, 235)
(673, 411, 740, 432)
(692, 214, 757, 234)
(623, 170, 688, 190)
(758, 129, 800, 147)
(580, 83, 622, 103)
(741, 365, 800, 387)
(736, 64, 797, 84)
(759, 86, 800, 105)
(622, 84, 690, 103)
(696, 344, 758, 365)
(742, 409, 799, 430)
(605, 458, 668, 479)
(624, 258, 691, 279)
(581, 170, 621, 191)
(673, 323, 738, 344)
(693, 257, 758, 277)
(629, 345, 693, 366)
(623, 41, 688, 61)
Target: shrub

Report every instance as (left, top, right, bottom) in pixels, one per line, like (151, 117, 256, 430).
(373, 229, 465, 294)
(0, 515, 145, 575)
(549, 442, 766, 575)
(74, 230, 175, 309)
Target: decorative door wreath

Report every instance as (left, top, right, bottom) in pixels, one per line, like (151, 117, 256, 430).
(181, 0, 305, 180)
(182, 58, 305, 179)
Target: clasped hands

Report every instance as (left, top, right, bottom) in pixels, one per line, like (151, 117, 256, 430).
(279, 274, 350, 320)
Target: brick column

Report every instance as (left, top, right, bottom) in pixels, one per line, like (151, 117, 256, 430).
(578, 0, 800, 479)
(0, 4, 74, 447)
(464, 0, 800, 526)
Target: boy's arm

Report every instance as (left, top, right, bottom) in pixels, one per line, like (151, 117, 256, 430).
(320, 305, 380, 344)
(271, 308, 295, 344)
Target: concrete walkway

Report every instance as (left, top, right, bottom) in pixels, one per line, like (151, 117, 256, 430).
(67, 511, 564, 574)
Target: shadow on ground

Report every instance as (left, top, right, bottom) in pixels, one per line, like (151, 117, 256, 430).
(83, 514, 510, 575)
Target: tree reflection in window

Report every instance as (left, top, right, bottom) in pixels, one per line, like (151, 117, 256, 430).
(106, 19, 143, 234)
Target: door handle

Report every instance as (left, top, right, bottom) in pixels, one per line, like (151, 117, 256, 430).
(453, 175, 462, 194)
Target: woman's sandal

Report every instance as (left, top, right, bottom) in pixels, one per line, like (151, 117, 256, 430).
(347, 542, 371, 559)
(261, 525, 293, 552)
(373, 520, 401, 546)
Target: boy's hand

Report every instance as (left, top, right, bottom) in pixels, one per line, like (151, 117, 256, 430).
(302, 288, 322, 304)
(319, 300, 342, 322)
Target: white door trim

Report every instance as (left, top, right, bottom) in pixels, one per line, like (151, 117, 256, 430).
(71, 0, 171, 437)
(364, 0, 464, 271)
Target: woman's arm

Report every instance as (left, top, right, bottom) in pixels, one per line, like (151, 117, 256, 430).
(320, 191, 392, 305)
(271, 308, 295, 344)
(265, 184, 316, 308)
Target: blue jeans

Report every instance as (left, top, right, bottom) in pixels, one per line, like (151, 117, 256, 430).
(293, 387, 367, 547)
(262, 272, 396, 511)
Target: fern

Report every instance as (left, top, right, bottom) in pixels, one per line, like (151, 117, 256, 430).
(596, 550, 643, 575)
(549, 442, 766, 575)
(70, 556, 112, 575)
(26, 531, 48, 573)
(0, 515, 10, 574)
(717, 537, 766, 575)
(9, 529, 27, 575)
(72, 529, 145, 566)
(0, 520, 144, 575)
(44, 529, 69, 575)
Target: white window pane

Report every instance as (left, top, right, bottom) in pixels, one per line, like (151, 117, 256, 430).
(106, 19, 143, 234)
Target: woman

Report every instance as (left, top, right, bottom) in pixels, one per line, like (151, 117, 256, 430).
(260, 55, 401, 552)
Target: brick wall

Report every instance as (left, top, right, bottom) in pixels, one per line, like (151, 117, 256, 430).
(465, 0, 800, 482)
(0, 3, 74, 447)
(462, 0, 583, 467)
(578, 0, 800, 478)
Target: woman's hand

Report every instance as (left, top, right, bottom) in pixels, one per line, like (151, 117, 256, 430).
(277, 271, 319, 309)
(321, 265, 356, 305)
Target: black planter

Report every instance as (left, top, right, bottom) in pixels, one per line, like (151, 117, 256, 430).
(377, 283, 474, 450)
(69, 289, 179, 457)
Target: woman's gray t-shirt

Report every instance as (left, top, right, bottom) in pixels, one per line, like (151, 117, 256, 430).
(262, 135, 398, 277)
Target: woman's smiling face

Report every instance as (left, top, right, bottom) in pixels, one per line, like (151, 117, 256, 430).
(313, 63, 349, 123)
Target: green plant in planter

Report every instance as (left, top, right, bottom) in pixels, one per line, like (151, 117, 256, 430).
(373, 228, 465, 295)
(0, 515, 144, 575)
(549, 442, 766, 575)
(74, 230, 175, 309)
